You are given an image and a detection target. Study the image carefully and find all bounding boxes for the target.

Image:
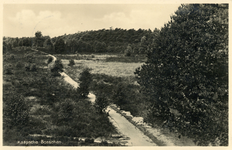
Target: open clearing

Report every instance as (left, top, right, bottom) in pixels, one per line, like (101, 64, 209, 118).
(62, 59, 143, 77)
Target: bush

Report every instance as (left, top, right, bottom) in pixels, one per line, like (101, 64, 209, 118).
(112, 83, 128, 106)
(77, 68, 92, 98)
(95, 94, 109, 113)
(68, 59, 75, 66)
(9, 54, 15, 60)
(51, 59, 63, 73)
(4, 64, 13, 75)
(124, 51, 131, 57)
(25, 63, 30, 71)
(30, 63, 37, 71)
(15, 62, 23, 69)
(47, 56, 53, 65)
(24, 53, 34, 63)
(3, 94, 29, 129)
(52, 99, 75, 126)
(24, 63, 37, 71)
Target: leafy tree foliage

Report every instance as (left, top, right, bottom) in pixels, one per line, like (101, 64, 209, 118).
(95, 94, 109, 113)
(68, 59, 75, 66)
(94, 41, 106, 53)
(135, 4, 228, 146)
(43, 38, 53, 51)
(3, 94, 29, 129)
(4, 27, 161, 54)
(51, 59, 64, 75)
(3, 41, 12, 53)
(54, 99, 75, 126)
(77, 68, 92, 98)
(124, 44, 133, 56)
(54, 38, 65, 53)
(34, 31, 45, 47)
(112, 83, 128, 106)
(35, 31, 42, 38)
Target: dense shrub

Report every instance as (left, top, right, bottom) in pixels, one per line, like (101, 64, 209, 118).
(24, 63, 37, 71)
(4, 64, 13, 75)
(50, 59, 63, 76)
(77, 68, 92, 98)
(53, 99, 75, 126)
(112, 83, 128, 106)
(24, 63, 31, 71)
(135, 4, 228, 145)
(30, 63, 37, 71)
(3, 94, 29, 129)
(68, 59, 75, 66)
(9, 54, 15, 60)
(3, 41, 12, 54)
(24, 53, 35, 63)
(47, 56, 53, 64)
(95, 94, 109, 113)
(15, 62, 23, 69)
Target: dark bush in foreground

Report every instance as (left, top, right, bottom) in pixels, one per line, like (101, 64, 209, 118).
(3, 94, 29, 129)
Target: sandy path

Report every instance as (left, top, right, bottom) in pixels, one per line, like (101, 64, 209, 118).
(106, 107, 156, 146)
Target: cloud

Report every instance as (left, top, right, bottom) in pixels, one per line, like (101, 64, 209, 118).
(7, 9, 66, 37)
(94, 9, 169, 30)
(4, 4, 180, 37)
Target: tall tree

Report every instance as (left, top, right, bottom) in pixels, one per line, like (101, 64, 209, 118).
(77, 68, 92, 98)
(54, 38, 65, 53)
(135, 4, 228, 146)
(34, 31, 44, 47)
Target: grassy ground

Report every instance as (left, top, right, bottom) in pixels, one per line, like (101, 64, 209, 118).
(3, 47, 119, 146)
(62, 59, 143, 77)
(54, 54, 118, 62)
(55, 53, 146, 63)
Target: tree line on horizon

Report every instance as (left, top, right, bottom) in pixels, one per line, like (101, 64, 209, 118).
(3, 27, 160, 55)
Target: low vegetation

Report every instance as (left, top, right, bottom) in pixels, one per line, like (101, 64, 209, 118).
(3, 47, 119, 146)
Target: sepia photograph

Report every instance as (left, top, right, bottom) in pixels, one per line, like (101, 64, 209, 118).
(2, 0, 229, 147)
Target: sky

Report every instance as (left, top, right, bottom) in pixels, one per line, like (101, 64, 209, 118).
(3, 4, 181, 38)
